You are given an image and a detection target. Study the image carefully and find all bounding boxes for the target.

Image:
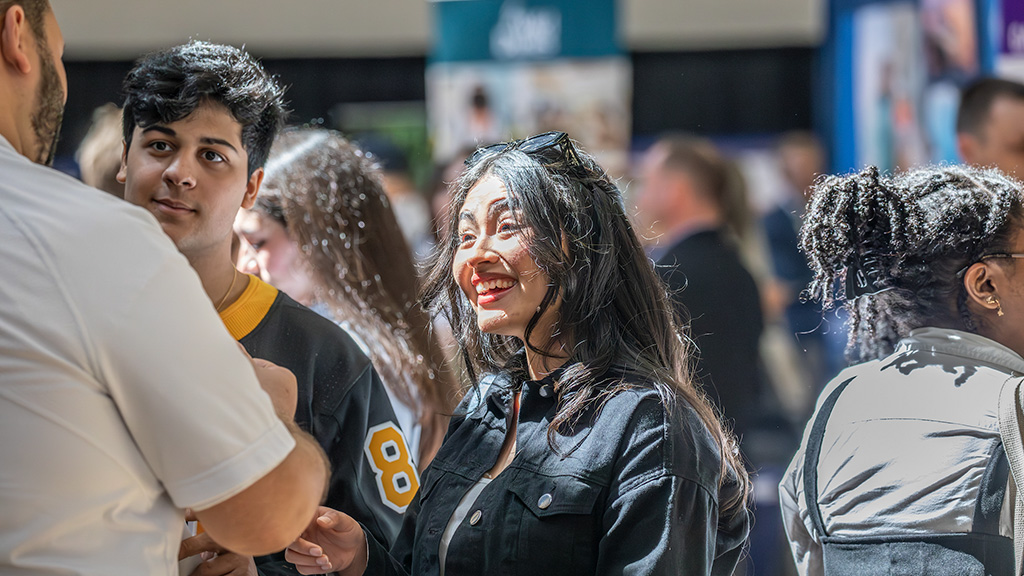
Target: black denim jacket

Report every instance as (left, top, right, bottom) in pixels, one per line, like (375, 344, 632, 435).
(365, 366, 749, 576)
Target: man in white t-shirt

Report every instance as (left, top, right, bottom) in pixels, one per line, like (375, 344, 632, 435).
(0, 2, 329, 574)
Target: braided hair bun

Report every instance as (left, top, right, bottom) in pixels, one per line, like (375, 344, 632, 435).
(800, 164, 1024, 361)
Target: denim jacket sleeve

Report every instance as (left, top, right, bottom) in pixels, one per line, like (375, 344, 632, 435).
(596, 392, 749, 576)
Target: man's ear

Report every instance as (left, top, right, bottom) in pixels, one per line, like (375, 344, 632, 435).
(241, 167, 264, 210)
(1, 6, 33, 75)
(963, 261, 1001, 315)
(957, 132, 980, 165)
(116, 140, 128, 184)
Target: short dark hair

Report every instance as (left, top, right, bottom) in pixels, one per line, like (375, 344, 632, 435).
(121, 40, 288, 177)
(956, 77, 1024, 137)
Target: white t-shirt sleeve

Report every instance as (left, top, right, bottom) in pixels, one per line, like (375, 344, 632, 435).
(72, 214, 294, 511)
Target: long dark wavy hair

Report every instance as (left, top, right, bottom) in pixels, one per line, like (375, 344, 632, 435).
(801, 164, 1024, 362)
(421, 137, 749, 515)
(255, 127, 459, 466)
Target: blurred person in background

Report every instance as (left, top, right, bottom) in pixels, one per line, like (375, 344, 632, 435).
(359, 135, 436, 263)
(75, 102, 125, 198)
(781, 165, 1024, 575)
(0, 4, 328, 574)
(638, 134, 798, 576)
(761, 131, 847, 396)
(236, 127, 460, 469)
(957, 77, 1024, 181)
(283, 131, 751, 576)
(118, 42, 406, 575)
(637, 134, 765, 444)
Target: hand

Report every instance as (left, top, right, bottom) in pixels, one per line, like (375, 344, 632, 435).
(180, 529, 257, 576)
(285, 507, 367, 575)
(190, 552, 257, 576)
(250, 356, 298, 421)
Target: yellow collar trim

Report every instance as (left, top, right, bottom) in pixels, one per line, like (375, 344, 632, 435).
(219, 274, 279, 340)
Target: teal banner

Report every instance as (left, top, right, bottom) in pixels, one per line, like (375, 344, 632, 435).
(432, 0, 620, 63)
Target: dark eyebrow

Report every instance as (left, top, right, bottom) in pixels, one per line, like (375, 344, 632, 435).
(141, 127, 240, 154)
(200, 137, 239, 154)
(459, 198, 510, 226)
(142, 126, 176, 137)
(488, 198, 510, 219)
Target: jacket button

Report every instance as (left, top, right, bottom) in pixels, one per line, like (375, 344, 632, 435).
(538, 493, 553, 509)
(470, 510, 482, 525)
(539, 385, 553, 398)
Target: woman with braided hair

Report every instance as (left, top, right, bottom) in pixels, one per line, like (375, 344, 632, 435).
(780, 164, 1024, 575)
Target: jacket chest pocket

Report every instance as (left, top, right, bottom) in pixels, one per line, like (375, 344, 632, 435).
(507, 471, 604, 576)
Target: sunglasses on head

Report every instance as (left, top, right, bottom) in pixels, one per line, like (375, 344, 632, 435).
(464, 131, 582, 170)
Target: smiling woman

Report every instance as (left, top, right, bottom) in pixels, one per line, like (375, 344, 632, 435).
(283, 133, 752, 576)
(452, 175, 555, 343)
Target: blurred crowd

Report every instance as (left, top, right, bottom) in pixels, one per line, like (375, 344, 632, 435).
(8, 1, 1024, 575)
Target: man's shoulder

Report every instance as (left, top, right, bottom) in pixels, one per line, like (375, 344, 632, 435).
(657, 229, 728, 266)
(1, 154, 166, 246)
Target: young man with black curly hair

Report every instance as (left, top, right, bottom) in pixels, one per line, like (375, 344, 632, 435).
(118, 41, 413, 575)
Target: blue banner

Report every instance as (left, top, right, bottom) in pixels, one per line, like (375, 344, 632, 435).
(432, 0, 620, 63)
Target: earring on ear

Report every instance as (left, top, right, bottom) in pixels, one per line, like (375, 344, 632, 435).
(987, 295, 1005, 317)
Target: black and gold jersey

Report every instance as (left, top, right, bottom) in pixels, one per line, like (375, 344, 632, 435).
(220, 275, 418, 574)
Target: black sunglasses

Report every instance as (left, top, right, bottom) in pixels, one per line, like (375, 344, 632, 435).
(955, 253, 1024, 278)
(464, 131, 582, 169)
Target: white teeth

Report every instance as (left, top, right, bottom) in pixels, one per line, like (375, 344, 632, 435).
(475, 278, 516, 293)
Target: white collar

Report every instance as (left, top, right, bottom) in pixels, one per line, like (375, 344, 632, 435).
(0, 133, 17, 155)
(897, 327, 1024, 375)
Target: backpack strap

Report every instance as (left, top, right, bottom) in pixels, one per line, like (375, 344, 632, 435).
(998, 377, 1024, 575)
(974, 438, 1010, 536)
(803, 377, 855, 539)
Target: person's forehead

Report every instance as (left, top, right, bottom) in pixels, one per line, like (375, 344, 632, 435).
(235, 210, 264, 232)
(461, 176, 508, 214)
(140, 101, 244, 145)
(987, 96, 1024, 127)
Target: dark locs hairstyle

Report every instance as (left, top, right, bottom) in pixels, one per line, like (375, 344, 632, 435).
(256, 128, 459, 463)
(421, 137, 750, 515)
(121, 40, 287, 177)
(801, 164, 1024, 362)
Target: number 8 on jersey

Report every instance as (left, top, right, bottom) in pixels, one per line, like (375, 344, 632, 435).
(363, 422, 420, 513)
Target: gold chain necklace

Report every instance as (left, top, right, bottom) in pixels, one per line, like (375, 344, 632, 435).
(215, 269, 240, 312)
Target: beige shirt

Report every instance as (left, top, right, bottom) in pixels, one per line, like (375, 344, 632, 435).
(0, 136, 294, 575)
